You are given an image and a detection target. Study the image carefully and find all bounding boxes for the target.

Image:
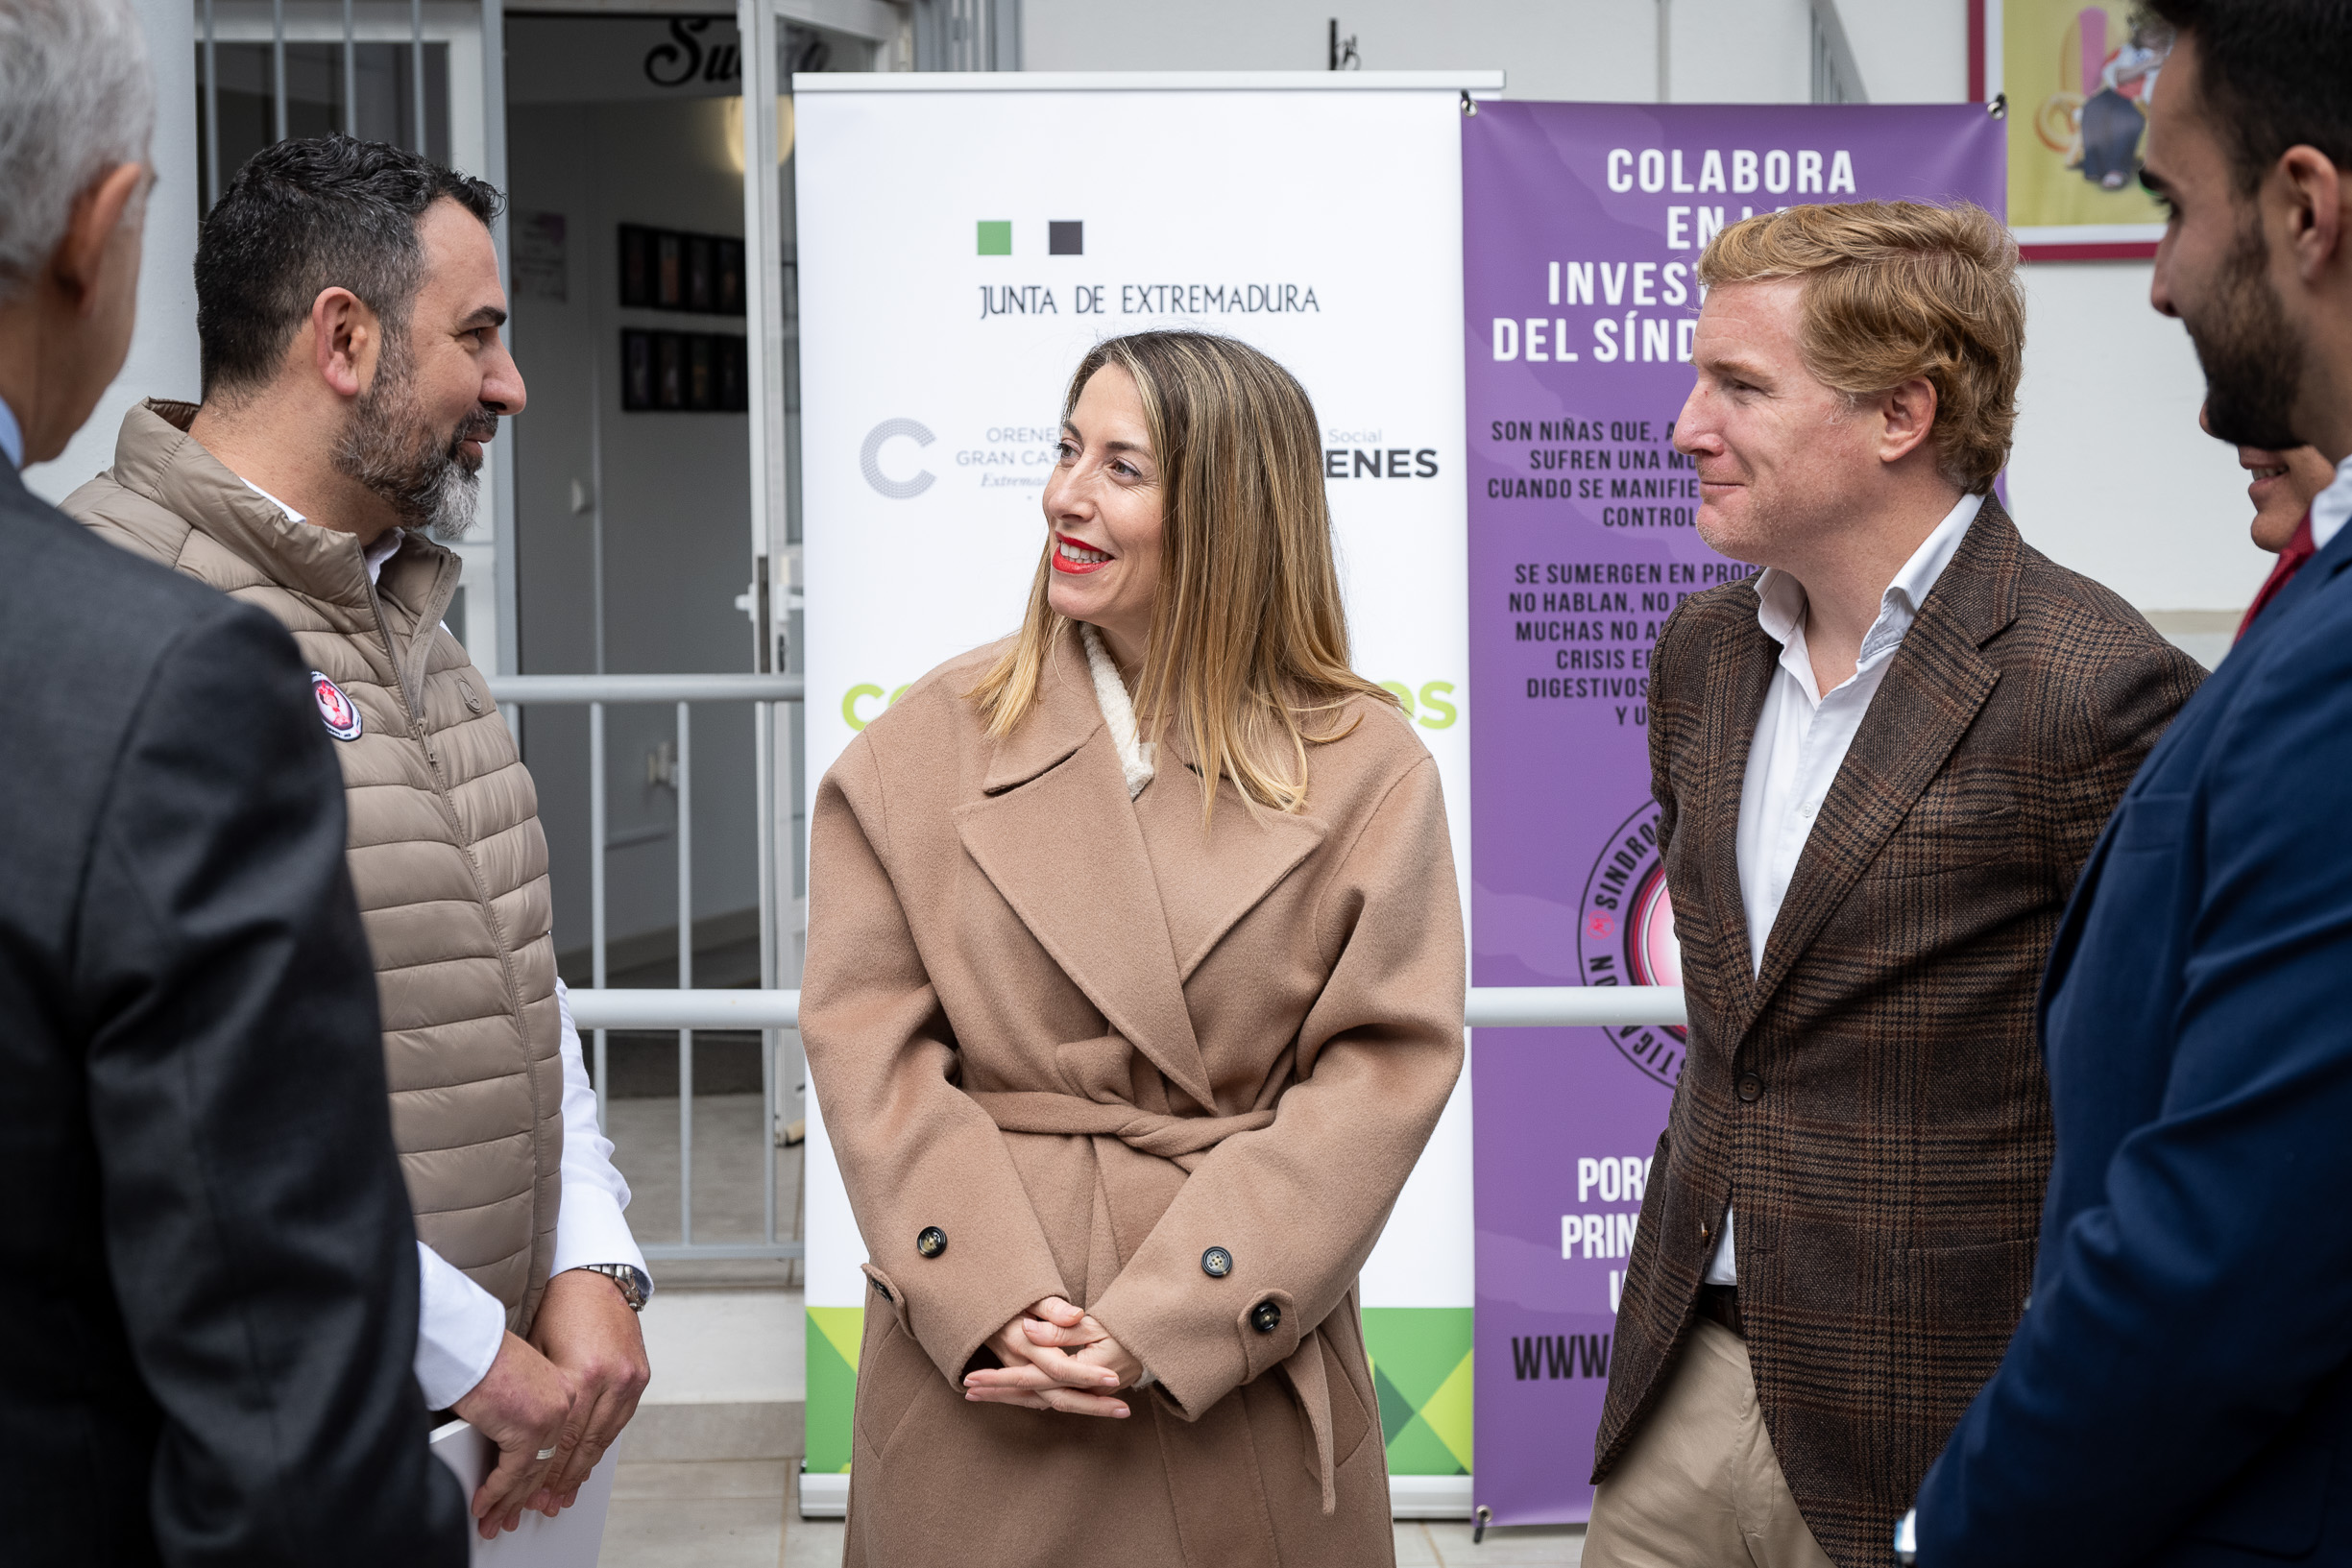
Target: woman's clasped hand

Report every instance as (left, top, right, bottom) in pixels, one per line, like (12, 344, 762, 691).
(962, 1296, 1145, 1416)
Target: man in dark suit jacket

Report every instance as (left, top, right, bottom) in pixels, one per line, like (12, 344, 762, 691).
(0, 0, 462, 1559)
(1913, 6, 2352, 1562)
(1584, 201, 2203, 1568)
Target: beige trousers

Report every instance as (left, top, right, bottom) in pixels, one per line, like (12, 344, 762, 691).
(1583, 1318, 1835, 1568)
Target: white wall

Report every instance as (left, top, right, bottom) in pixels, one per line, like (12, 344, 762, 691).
(1022, 0, 1660, 102)
(1665, 0, 1810, 103)
(2007, 260, 2268, 613)
(23, 0, 203, 504)
(1021, 0, 1939, 107)
(1834, 0, 1970, 103)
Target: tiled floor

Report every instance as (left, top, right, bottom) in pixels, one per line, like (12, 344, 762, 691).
(1397, 1517, 1588, 1566)
(603, 1460, 788, 1566)
(603, 1462, 1586, 1567)
(606, 1091, 802, 1254)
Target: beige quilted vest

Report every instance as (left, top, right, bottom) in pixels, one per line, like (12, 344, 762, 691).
(66, 400, 562, 1334)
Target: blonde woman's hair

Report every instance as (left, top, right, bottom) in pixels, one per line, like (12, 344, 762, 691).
(968, 331, 1395, 815)
(1697, 200, 2024, 495)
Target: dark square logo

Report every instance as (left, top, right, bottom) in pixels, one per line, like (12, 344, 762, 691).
(1049, 220, 1083, 256)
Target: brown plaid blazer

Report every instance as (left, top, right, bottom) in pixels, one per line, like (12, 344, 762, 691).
(1591, 500, 2203, 1567)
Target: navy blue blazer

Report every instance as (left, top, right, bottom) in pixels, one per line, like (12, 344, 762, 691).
(1917, 516, 2352, 1566)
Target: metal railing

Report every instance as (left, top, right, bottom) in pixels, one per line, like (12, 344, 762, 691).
(559, 981, 1688, 1267)
(197, 0, 451, 212)
(495, 669, 1690, 1267)
(566, 986, 1692, 1032)
(488, 673, 804, 1264)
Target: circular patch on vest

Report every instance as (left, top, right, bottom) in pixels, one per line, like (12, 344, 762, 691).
(1576, 799, 1686, 1088)
(310, 671, 363, 741)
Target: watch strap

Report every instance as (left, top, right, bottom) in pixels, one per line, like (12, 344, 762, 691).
(579, 1263, 648, 1312)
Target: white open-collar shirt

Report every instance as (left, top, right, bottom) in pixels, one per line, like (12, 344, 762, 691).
(1705, 491, 1984, 1287)
(2311, 453, 2352, 553)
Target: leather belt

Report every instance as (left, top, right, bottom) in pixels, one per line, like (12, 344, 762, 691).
(1697, 1284, 1744, 1339)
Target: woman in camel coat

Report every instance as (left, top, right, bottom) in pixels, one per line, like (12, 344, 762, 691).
(802, 330, 1465, 1567)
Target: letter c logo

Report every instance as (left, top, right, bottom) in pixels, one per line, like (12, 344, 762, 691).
(842, 684, 885, 732)
(861, 418, 935, 499)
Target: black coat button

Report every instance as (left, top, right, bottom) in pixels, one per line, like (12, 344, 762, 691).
(915, 1226, 947, 1259)
(1201, 1246, 1233, 1278)
(1736, 1072, 1764, 1102)
(1249, 1300, 1283, 1335)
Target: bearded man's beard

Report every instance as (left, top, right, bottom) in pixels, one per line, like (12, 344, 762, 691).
(334, 354, 499, 543)
(2190, 217, 2308, 451)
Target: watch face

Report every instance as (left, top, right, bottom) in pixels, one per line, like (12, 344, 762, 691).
(587, 1265, 646, 1309)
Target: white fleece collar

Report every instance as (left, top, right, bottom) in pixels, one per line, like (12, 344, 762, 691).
(1080, 624, 1154, 800)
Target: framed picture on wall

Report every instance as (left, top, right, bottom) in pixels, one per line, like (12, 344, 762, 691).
(1972, 0, 2167, 258)
(716, 239, 744, 316)
(656, 332, 684, 409)
(619, 228, 652, 309)
(616, 328, 742, 413)
(656, 233, 682, 308)
(716, 334, 747, 411)
(618, 224, 747, 316)
(621, 330, 745, 414)
(621, 329, 654, 410)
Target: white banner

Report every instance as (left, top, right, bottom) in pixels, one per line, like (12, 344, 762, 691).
(795, 74, 1481, 1320)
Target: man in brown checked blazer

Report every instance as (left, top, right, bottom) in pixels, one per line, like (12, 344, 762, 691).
(1582, 203, 2204, 1568)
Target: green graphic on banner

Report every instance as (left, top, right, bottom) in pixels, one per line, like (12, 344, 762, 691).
(1364, 1307, 1473, 1475)
(807, 1308, 863, 1474)
(975, 219, 1011, 255)
(803, 1306, 1474, 1478)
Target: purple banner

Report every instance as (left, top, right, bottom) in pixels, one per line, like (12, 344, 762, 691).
(1463, 102, 2003, 1526)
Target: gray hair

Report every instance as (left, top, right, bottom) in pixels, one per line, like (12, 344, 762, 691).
(0, 0, 156, 304)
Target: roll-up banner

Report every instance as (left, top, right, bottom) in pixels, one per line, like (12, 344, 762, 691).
(792, 73, 1488, 1505)
(1461, 101, 2002, 1526)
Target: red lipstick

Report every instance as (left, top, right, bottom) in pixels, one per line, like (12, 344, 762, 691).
(1051, 532, 1114, 575)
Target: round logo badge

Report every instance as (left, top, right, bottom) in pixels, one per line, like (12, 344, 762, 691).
(311, 671, 363, 741)
(1576, 800, 1687, 1087)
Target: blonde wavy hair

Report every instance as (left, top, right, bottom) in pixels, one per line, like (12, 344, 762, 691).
(968, 331, 1394, 815)
(1697, 200, 2024, 495)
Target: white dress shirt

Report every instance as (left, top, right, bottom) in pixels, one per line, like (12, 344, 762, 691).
(2310, 452, 2352, 553)
(416, 980, 648, 1407)
(1704, 491, 1983, 1287)
(255, 505, 648, 1407)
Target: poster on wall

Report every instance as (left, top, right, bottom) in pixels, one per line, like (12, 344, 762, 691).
(1461, 100, 2002, 1526)
(1976, 0, 2170, 257)
(792, 72, 1490, 1508)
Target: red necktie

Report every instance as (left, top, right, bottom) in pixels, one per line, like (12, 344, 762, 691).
(2236, 512, 2317, 642)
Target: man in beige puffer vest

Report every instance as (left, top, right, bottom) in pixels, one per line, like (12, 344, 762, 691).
(64, 136, 649, 1541)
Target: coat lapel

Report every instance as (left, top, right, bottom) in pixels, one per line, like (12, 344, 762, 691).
(955, 630, 1220, 1110)
(1736, 501, 2023, 1034)
(1136, 733, 1327, 982)
(1694, 589, 1779, 1027)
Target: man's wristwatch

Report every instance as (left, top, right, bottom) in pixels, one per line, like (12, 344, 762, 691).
(578, 1263, 650, 1312)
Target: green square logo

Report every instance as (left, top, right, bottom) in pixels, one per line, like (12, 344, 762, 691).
(976, 220, 1011, 255)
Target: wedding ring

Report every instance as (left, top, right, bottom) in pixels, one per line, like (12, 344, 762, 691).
(535, 1447, 559, 1461)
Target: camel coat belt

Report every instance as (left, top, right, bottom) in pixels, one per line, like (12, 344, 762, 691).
(802, 627, 1466, 1568)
